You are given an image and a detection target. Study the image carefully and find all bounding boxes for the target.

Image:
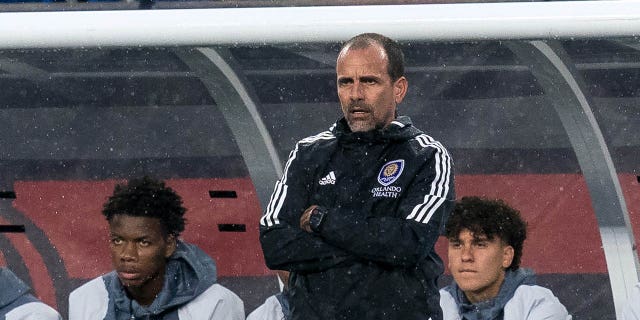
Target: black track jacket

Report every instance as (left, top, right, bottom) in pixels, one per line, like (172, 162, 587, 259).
(260, 116, 455, 320)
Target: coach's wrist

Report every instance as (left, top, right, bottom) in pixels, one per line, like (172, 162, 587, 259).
(309, 206, 328, 233)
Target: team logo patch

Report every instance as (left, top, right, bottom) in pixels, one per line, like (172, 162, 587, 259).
(377, 159, 404, 186)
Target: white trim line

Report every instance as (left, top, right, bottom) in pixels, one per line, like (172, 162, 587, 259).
(1, 1, 640, 49)
(197, 47, 283, 179)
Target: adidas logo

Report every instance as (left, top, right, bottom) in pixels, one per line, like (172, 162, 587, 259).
(319, 171, 336, 185)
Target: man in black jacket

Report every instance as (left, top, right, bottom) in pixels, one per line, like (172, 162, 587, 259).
(260, 33, 455, 320)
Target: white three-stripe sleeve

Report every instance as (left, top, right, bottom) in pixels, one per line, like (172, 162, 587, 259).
(261, 147, 298, 227)
(260, 131, 335, 228)
(406, 135, 452, 224)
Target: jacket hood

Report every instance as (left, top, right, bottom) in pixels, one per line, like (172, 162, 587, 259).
(446, 268, 536, 320)
(0, 267, 31, 308)
(107, 241, 218, 319)
(332, 116, 423, 143)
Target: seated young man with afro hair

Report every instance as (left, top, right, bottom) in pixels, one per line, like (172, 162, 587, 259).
(69, 176, 244, 320)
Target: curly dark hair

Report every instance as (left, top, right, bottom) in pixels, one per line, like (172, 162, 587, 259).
(445, 196, 527, 271)
(102, 176, 186, 237)
(340, 33, 405, 81)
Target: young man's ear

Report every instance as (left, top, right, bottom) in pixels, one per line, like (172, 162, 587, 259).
(165, 234, 177, 258)
(502, 245, 515, 269)
(393, 76, 408, 104)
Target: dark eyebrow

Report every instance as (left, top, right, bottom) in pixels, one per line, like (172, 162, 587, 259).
(108, 233, 151, 241)
(471, 236, 491, 243)
(360, 75, 380, 82)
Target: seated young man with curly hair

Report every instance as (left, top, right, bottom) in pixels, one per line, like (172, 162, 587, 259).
(69, 176, 244, 320)
(440, 196, 571, 320)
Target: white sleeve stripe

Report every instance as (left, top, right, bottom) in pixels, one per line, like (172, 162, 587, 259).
(261, 146, 298, 227)
(412, 196, 440, 222)
(406, 134, 452, 224)
(433, 150, 451, 198)
(260, 131, 335, 227)
(264, 181, 282, 220)
(261, 180, 284, 226)
(390, 120, 405, 128)
(262, 179, 288, 227)
(270, 184, 288, 225)
(280, 148, 298, 185)
(429, 150, 443, 197)
(419, 153, 452, 223)
(418, 152, 452, 223)
(418, 196, 447, 224)
(417, 135, 451, 199)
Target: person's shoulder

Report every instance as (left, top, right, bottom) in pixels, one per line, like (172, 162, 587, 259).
(297, 130, 336, 147)
(68, 274, 110, 320)
(246, 294, 283, 320)
(199, 283, 243, 303)
(438, 286, 453, 297)
(510, 284, 560, 301)
(178, 283, 244, 319)
(287, 130, 336, 161)
(409, 132, 450, 154)
(5, 301, 62, 320)
(70, 275, 109, 299)
(70, 276, 106, 297)
(505, 284, 571, 319)
(438, 287, 456, 306)
(438, 287, 461, 320)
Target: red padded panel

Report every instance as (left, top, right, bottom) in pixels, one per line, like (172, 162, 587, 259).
(12, 178, 269, 281)
(13, 180, 115, 279)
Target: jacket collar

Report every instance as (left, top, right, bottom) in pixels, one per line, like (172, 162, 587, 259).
(106, 241, 218, 319)
(331, 116, 420, 143)
(446, 268, 536, 320)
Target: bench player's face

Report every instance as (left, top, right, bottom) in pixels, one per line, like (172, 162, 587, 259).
(448, 229, 514, 303)
(109, 215, 176, 298)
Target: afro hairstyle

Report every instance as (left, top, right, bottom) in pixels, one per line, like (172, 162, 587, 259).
(102, 176, 186, 237)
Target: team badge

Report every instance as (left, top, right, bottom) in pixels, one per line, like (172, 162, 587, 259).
(377, 159, 404, 186)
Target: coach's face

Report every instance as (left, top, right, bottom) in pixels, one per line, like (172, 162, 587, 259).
(336, 43, 407, 132)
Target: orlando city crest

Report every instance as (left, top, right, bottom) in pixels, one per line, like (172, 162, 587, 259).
(377, 159, 404, 186)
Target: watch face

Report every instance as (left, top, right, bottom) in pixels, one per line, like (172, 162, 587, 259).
(310, 207, 325, 232)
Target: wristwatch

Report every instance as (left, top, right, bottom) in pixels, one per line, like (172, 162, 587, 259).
(309, 206, 328, 233)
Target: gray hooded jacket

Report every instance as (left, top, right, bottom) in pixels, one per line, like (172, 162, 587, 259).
(440, 269, 571, 320)
(69, 241, 244, 320)
(0, 267, 61, 320)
